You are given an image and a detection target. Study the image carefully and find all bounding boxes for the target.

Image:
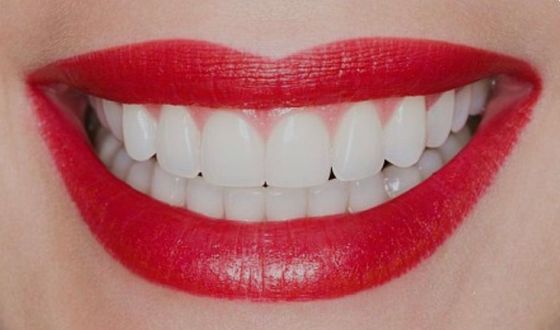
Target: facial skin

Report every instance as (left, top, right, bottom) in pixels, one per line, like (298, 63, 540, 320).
(0, 1, 559, 329)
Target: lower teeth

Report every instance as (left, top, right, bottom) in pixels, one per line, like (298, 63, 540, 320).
(92, 124, 473, 221)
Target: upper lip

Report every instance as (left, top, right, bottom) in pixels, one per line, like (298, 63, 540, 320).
(28, 38, 541, 301)
(29, 38, 537, 109)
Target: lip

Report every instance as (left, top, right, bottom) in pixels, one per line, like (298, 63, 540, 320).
(28, 38, 541, 301)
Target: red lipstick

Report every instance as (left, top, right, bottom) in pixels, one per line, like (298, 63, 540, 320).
(28, 38, 541, 301)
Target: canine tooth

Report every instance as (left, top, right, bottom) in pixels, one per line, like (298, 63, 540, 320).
(123, 104, 157, 161)
(307, 180, 349, 217)
(426, 90, 454, 148)
(469, 79, 491, 115)
(266, 112, 330, 188)
(265, 187, 307, 221)
(451, 86, 472, 133)
(126, 160, 155, 194)
(110, 149, 134, 180)
(156, 105, 201, 178)
(438, 134, 462, 162)
(383, 96, 426, 167)
(224, 187, 265, 221)
(201, 112, 265, 187)
(103, 100, 124, 141)
(95, 129, 121, 166)
(383, 165, 422, 198)
(348, 173, 388, 213)
(333, 101, 384, 181)
(151, 163, 188, 207)
(185, 177, 224, 219)
(416, 149, 444, 179)
(89, 96, 109, 129)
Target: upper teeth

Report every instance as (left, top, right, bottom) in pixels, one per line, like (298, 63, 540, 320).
(91, 79, 491, 220)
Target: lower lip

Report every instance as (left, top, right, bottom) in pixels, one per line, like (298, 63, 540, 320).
(29, 39, 541, 301)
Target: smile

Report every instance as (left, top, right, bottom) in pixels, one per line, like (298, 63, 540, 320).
(28, 38, 541, 301)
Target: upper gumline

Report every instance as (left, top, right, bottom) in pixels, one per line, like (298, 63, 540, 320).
(84, 78, 494, 126)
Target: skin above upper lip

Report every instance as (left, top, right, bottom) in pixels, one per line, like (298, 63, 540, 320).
(27, 38, 540, 301)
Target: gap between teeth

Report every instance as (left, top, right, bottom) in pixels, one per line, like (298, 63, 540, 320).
(91, 79, 491, 221)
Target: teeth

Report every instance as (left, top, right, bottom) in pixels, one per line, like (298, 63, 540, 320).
(123, 104, 158, 161)
(90, 96, 109, 129)
(416, 149, 444, 179)
(92, 76, 489, 221)
(383, 165, 422, 198)
(426, 90, 454, 148)
(103, 100, 124, 141)
(110, 149, 134, 180)
(348, 173, 388, 213)
(438, 133, 462, 162)
(95, 129, 121, 166)
(224, 187, 265, 221)
(156, 105, 201, 178)
(151, 164, 188, 207)
(265, 187, 307, 221)
(185, 177, 224, 219)
(451, 85, 472, 133)
(201, 112, 265, 187)
(307, 180, 349, 217)
(455, 127, 472, 147)
(469, 79, 491, 115)
(266, 112, 330, 188)
(383, 96, 427, 167)
(333, 101, 384, 181)
(126, 160, 155, 194)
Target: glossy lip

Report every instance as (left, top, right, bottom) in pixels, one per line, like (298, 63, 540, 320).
(28, 38, 541, 301)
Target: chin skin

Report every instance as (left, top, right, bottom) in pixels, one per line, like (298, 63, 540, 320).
(0, 1, 560, 329)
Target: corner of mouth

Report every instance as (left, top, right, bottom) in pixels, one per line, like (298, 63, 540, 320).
(27, 37, 542, 302)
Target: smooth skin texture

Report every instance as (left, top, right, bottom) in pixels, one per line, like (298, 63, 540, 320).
(0, 1, 559, 329)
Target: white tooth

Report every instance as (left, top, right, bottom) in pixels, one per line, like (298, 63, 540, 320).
(123, 104, 158, 161)
(383, 96, 427, 167)
(185, 177, 224, 219)
(416, 149, 444, 179)
(438, 134, 462, 162)
(469, 79, 491, 115)
(333, 101, 384, 181)
(151, 163, 188, 207)
(102, 100, 124, 141)
(95, 129, 121, 165)
(201, 112, 264, 187)
(426, 90, 455, 148)
(383, 165, 422, 198)
(224, 187, 265, 221)
(110, 149, 134, 180)
(89, 96, 109, 129)
(307, 180, 349, 217)
(348, 173, 388, 213)
(451, 85, 472, 133)
(265, 187, 307, 221)
(156, 105, 201, 178)
(455, 126, 472, 148)
(126, 160, 155, 194)
(266, 112, 330, 188)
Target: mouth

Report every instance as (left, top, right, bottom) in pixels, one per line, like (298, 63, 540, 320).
(28, 38, 540, 302)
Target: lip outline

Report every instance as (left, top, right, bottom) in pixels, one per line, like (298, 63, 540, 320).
(28, 38, 541, 302)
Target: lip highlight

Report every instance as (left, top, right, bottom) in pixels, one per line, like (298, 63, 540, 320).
(28, 38, 541, 301)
